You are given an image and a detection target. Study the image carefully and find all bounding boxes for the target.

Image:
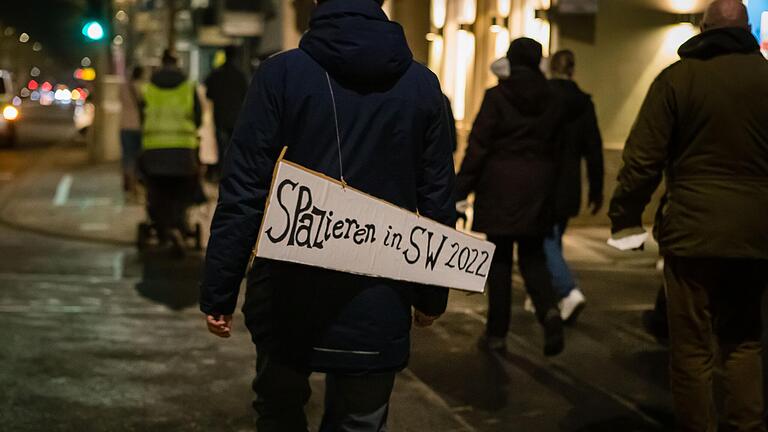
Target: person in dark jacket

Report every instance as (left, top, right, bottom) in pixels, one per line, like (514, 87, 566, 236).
(456, 37, 565, 357)
(542, 50, 604, 323)
(609, 1, 768, 429)
(199, 0, 455, 430)
(140, 50, 202, 256)
(204, 45, 248, 180)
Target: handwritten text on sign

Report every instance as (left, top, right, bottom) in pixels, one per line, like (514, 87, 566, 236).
(254, 160, 495, 293)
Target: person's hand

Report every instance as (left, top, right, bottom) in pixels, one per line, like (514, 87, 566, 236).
(206, 314, 233, 338)
(413, 310, 441, 328)
(589, 195, 604, 215)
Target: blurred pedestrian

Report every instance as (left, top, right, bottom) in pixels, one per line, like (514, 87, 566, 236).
(609, 1, 768, 429)
(139, 49, 202, 256)
(200, 0, 455, 430)
(456, 37, 565, 357)
(542, 50, 604, 324)
(119, 65, 144, 201)
(203, 45, 248, 181)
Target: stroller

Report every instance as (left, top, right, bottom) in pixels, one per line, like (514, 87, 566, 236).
(136, 158, 204, 255)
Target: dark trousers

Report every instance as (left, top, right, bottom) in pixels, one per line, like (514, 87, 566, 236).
(252, 349, 395, 432)
(119, 129, 141, 191)
(486, 235, 560, 337)
(145, 175, 197, 240)
(665, 256, 768, 432)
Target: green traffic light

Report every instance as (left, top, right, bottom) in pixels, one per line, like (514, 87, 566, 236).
(82, 21, 105, 41)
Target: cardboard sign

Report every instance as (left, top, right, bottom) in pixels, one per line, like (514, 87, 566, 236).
(254, 156, 495, 293)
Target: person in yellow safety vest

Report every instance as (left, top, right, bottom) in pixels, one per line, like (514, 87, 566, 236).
(139, 49, 202, 257)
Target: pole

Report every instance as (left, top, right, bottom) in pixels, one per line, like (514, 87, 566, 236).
(167, 0, 178, 52)
(87, 0, 121, 163)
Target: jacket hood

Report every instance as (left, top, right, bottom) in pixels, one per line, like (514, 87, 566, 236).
(678, 27, 759, 60)
(299, 0, 413, 84)
(151, 67, 187, 88)
(498, 66, 551, 115)
(507, 37, 543, 71)
(491, 57, 511, 80)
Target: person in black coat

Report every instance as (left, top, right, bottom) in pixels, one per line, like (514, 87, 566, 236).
(199, 0, 455, 430)
(542, 50, 604, 323)
(204, 45, 248, 180)
(456, 37, 565, 357)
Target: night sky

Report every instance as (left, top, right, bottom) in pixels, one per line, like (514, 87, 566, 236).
(0, 0, 95, 73)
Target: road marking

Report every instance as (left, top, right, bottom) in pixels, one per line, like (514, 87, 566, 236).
(112, 251, 124, 281)
(52, 174, 73, 206)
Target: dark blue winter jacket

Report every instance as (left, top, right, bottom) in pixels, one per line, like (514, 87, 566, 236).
(200, 0, 455, 372)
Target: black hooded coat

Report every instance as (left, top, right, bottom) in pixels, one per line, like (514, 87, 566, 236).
(456, 38, 565, 236)
(200, 0, 455, 372)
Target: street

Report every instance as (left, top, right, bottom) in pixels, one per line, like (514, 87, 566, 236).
(0, 107, 672, 431)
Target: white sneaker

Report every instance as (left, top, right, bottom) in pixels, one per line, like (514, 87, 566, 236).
(523, 295, 536, 314)
(560, 288, 587, 324)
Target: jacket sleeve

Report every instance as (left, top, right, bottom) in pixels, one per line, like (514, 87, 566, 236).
(455, 90, 497, 201)
(199, 61, 283, 316)
(582, 100, 604, 203)
(609, 73, 675, 232)
(412, 82, 457, 316)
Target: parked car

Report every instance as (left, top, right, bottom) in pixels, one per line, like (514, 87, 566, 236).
(0, 70, 19, 146)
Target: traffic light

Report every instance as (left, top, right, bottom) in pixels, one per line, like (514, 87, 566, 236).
(82, 21, 105, 41)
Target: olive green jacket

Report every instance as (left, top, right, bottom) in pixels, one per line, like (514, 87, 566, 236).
(609, 28, 768, 259)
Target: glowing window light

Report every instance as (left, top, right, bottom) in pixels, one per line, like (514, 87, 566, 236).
(427, 33, 445, 75)
(662, 22, 697, 55)
(431, 0, 447, 29)
(498, 0, 512, 17)
(452, 29, 476, 121)
(457, 0, 478, 25)
(670, 0, 697, 13)
(493, 27, 511, 59)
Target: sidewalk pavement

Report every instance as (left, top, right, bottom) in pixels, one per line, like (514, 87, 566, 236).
(0, 141, 214, 246)
(0, 141, 477, 431)
(0, 140, 673, 431)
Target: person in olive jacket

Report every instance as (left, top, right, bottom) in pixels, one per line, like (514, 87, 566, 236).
(609, 1, 768, 429)
(456, 37, 565, 357)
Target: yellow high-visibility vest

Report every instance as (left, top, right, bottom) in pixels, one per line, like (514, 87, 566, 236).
(142, 80, 197, 150)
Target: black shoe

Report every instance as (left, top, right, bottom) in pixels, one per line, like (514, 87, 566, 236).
(543, 310, 565, 357)
(478, 334, 508, 355)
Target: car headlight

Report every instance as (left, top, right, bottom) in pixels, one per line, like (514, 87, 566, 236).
(3, 105, 19, 121)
